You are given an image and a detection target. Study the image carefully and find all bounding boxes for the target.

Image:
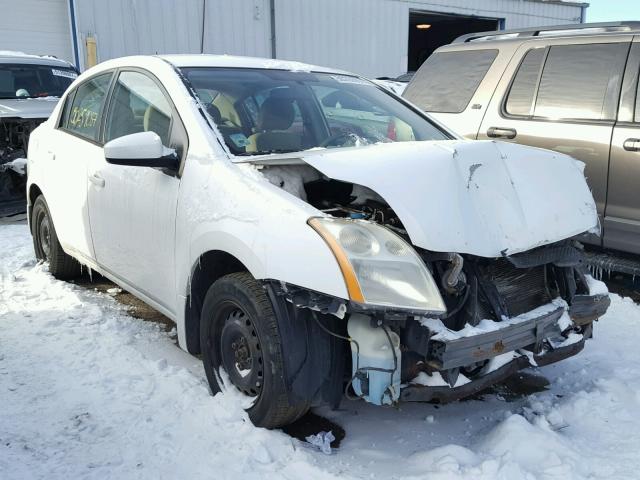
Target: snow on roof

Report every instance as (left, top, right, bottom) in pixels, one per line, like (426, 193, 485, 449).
(0, 50, 73, 67)
(159, 54, 350, 75)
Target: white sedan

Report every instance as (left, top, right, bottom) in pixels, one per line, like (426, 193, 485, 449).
(27, 54, 609, 428)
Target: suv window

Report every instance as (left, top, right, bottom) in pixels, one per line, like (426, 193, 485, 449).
(506, 43, 629, 121)
(104, 71, 173, 145)
(505, 48, 545, 117)
(403, 49, 498, 114)
(64, 73, 112, 141)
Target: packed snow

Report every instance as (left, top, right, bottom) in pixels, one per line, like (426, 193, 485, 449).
(0, 158, 27, 175)
(2, 222, 640, 479)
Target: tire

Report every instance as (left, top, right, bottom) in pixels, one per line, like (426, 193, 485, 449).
(200, 272, 310, 428)
(31, 195, 81, 280)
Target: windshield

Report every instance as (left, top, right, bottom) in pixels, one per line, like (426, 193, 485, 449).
(0, 63, 77, 99)
(180, 67, 450, 156)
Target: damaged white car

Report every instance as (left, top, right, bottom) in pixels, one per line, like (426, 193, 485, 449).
(27, 55, 610, 428)
(1, 52, 78, 217)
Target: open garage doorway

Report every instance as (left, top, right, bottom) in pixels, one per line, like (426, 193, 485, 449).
(408, 11, 501, 72)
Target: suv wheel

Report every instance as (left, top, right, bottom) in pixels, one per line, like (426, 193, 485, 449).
(32, 195, 81, 280)
(200, 272, 310, 428)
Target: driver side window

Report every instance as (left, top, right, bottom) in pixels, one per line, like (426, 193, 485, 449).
(104, 71, 173, 146)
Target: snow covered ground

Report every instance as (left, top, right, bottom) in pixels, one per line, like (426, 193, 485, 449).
(2, 222, 640, 480)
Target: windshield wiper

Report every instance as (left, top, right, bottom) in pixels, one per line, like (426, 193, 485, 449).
(234, 149, 301, 156)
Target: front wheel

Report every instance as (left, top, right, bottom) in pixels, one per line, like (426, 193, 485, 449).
(200, 272, 309, 428)
(32, 195, 81, 280)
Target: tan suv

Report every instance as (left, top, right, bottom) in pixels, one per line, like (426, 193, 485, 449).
(404, 22, 640, 257)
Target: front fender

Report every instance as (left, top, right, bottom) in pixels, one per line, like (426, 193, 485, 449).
(176, 156, 349, 304)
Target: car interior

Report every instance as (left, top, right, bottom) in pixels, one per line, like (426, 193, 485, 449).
(181, 68, 445, 156)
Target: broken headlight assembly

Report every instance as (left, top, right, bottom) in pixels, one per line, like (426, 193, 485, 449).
(308, 217, 446, 313)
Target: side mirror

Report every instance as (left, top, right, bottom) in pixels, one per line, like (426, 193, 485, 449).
(104, 131, 178, 170)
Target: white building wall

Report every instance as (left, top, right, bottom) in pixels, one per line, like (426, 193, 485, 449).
(274, 0, 407, 77)
(274, 0, 584, 77)
(74, 0, 203, 70)
(68, 0, 585, 74)
(202, 0, 272, 58)
(0, 0, 73, 62)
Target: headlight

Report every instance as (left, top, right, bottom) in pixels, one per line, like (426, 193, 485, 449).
(308, 217, 446, 313)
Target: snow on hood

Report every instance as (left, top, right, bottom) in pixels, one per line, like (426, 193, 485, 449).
(296, 140, 599, 257)
(0, 97, 59, 119)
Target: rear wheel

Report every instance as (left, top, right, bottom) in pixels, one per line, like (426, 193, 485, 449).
(32, 195, 81, 280)
(200, 272, 310, 428)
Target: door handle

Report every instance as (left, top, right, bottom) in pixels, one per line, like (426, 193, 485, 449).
(89, 173, 105, 188)
(487, 127, 517, 139)
(623, 138, 640, 152)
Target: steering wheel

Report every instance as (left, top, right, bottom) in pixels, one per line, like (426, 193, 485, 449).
(319, 132, 372, 148)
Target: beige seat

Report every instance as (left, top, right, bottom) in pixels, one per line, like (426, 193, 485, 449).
(144, 105, 171, 146)
(246, 96, 302, 153)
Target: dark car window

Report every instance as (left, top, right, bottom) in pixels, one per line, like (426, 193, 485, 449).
(505, 48, 545, 117)
(0, 63, 77, 99)
(403, 49, 498, 113)
(104, 71, 173, 145)
(534, 43, 629, 121)
(64, 73, 112, 141)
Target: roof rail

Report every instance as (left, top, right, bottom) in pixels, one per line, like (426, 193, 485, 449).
(453, 21, 640, 43)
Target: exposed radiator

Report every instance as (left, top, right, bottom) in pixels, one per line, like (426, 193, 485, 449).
(482, 259, 551, 317)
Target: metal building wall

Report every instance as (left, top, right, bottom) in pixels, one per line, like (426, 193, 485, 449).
(74, 0, 204, 70)
(73, 0, 273, 70)
(0, 0, 73, 63)
(203, 0, 272, 58)
(72, 0, 585, 75)
(274, 0, 585, 77)
(274, 0, 407, 77)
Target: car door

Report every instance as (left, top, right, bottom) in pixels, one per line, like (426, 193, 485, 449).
(87, 69, 187, 315)
(478, 37, 631, 246)
(605, 39, 640, 254)
(47, 72, 113, 262)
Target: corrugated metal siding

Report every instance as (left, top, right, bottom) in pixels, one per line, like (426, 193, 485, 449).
(70, 0, 585, 74)
(274, 0, 583, 77)
(275, 0, 407, 76)
(75, 0, 203, 69)
(402, 0, 582, 27)
(0, 0, 73, 62)
(203, 0, 271, 57)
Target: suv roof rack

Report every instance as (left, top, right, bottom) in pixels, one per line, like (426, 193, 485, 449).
(453, 21, 640, 44)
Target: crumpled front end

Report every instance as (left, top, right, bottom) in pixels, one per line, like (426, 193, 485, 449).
(0, 117, 42, 216)
(250, 140, 608, 409)
(397, 241, 609, 402)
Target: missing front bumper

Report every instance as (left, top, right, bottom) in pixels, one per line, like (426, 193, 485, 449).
(420, 293, 609, 372)
(401, 333, 586, 403)
(427, 306, 565, 371)
(399, 292, 609, 403)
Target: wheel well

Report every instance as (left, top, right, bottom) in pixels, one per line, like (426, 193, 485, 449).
(184, 250, 249, 354)
(28, 184, 43, 225)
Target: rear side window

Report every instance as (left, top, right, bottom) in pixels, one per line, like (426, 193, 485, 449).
(63, 73, 112, 141)
(505, 43, 629, 121)
(403, 49, 498, 113)
(505, 48, 545, 116)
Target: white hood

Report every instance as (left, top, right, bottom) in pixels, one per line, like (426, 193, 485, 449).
(296, 140, 599, 258)
(0, 97, 59, 119)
